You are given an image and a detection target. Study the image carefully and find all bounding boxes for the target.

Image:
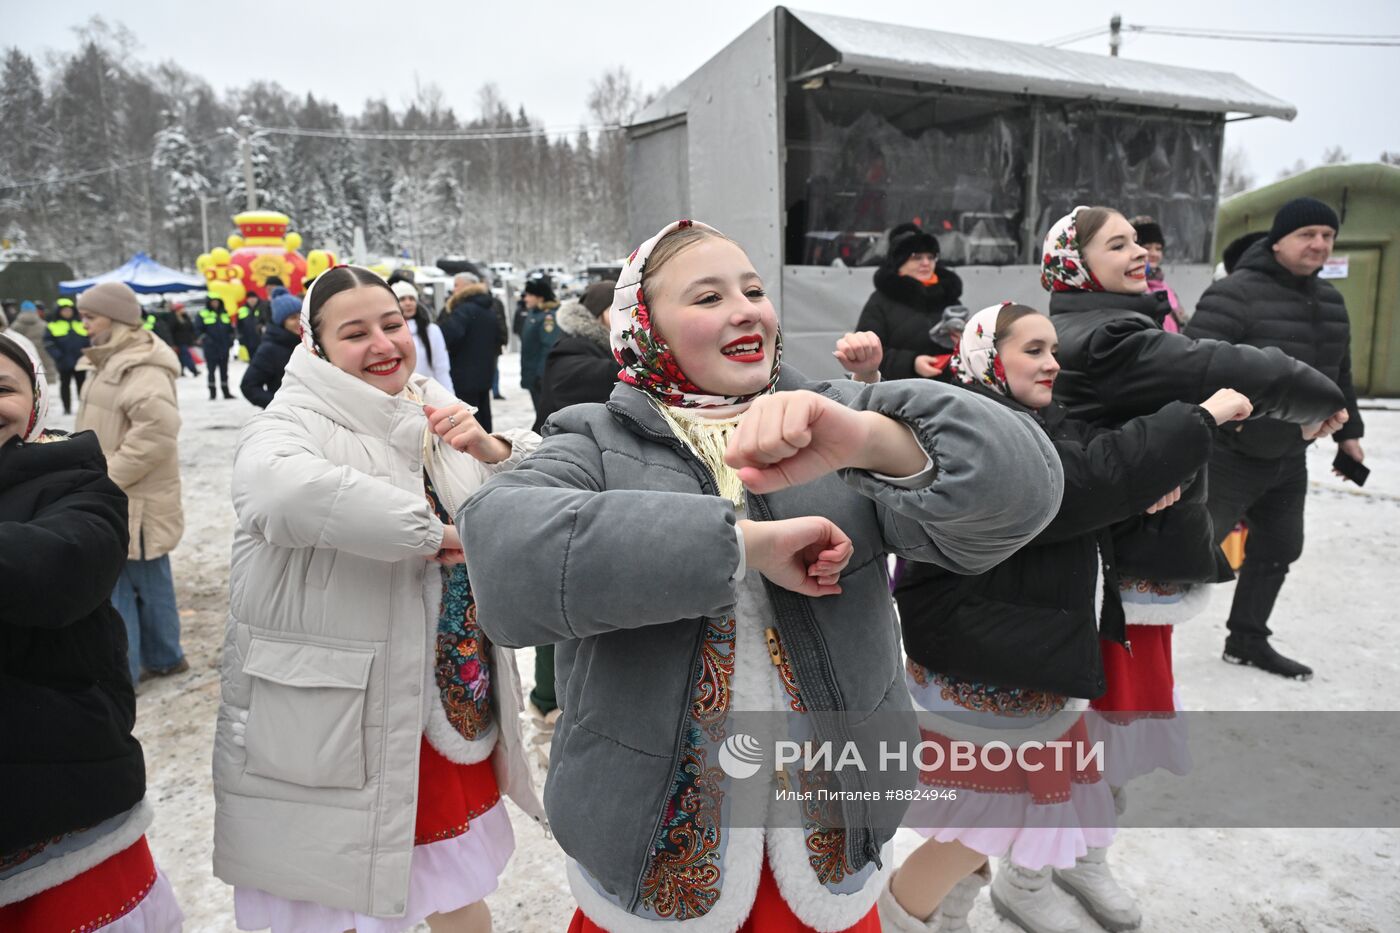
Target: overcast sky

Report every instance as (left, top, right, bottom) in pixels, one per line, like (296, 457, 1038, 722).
(4, 0, 1397, 182)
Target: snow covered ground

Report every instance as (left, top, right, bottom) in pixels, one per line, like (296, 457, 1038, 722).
(45, 358, 1400, 932)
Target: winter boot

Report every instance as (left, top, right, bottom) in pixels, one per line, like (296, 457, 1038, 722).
(989, 863, 1082, 933)
(879, 865, 988, 933)
(222, 383, 235, 400)
(209, 384, 218, 401)
(1223, 636, 1312, 680)
(1053, 846, 1142, 931)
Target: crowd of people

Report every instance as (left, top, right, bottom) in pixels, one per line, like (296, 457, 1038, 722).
(0, 193, 1367, 933)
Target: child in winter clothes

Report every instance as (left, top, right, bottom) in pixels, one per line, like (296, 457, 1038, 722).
(883, 304, 1253, 933)
(1040, 205, 1349, 926)
(0, 332, 184, 932)
(1130, 216, 1183, 331)
(459, 220, 1065, 933)
(214, 265, 544, 933)
(239, 287, 302, 408)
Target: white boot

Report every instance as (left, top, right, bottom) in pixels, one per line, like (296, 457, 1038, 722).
(1053, 846, 1142, 931)
(878, 866, 989, 933)
(989, 863, 1083, 933)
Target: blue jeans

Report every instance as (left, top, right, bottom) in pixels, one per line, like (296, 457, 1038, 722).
(112, 555, 184, 682)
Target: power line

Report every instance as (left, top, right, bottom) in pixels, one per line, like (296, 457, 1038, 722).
(0, 156, 152, 193)
(1127, 25, 1400, 46)
(256, 123, 623, 142)
(1044, 21, 1400, 48)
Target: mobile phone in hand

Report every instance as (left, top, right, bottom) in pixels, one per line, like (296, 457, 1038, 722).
(1332, 449, 1370, 487)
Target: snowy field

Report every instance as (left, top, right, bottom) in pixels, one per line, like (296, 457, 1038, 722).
(45, 354, 1400, 932)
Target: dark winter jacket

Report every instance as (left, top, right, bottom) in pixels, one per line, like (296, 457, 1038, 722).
(436, 283, 501, 396)
(168, 312, 196, 348)
(44, 317, 90, 373)
(1049, 288, 1346, 583)
(897, 383, 1217, 697)
(855, 263, 964, 381)
(492, 295, 509, 354)
(0, 430, 143, 856)
(239, 323, 299, 409)
(143, 312, 175, 348)
(1187, 238, 1364, 459)
(519, 300, 562, 390)
(537, 301, 617, 426)
(195, 299, 237, 357)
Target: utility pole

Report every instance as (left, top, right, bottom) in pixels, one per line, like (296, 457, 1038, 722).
(198, 195, 211, 254)
(1110, 14, 1122, 57)
(239, 124, 257, 211)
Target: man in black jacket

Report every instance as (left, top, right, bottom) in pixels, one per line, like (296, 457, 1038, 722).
(527, 281, 618, 753)
(1188, 197, 1364, 679)
(437, 272, 500, 432)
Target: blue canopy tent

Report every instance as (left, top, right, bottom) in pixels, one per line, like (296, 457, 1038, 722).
(59, 252, 204, 295)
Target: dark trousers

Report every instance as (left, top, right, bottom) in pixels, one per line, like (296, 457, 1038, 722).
(58, 369, 86, 413)
(452, 385, 493, 434)
(1207, 447, 1308, 642)
(529, 383, 545, 434)
(176, 345, 199, 376)
(207, 352, 229, 393)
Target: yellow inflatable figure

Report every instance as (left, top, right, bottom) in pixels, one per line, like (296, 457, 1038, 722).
(302, 249, 339, 290)
(196, 247, 248, 318)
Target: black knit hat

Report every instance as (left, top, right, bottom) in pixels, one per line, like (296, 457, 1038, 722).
(1131, 219, 1165, 248)
(523, 276, 556, 302)
(885, 223, 940, 269)
(581, 281, 615, 318)
(1268, 197, 1339, 245)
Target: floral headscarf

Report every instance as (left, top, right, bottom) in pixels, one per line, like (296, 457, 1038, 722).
(0, 332, 49, 442)
(953, 304, 1011, 397)
(609, 219, 782, 410)
(1041, 206, 1105, 293)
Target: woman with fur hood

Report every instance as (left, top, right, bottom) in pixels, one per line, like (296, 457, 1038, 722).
(537, 280, 619, 426)
(213, 266, 544, 933)
(0, 331, 184, 932)
(854, 223, 964, 382)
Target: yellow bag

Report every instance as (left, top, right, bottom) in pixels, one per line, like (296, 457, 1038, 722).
(1221, 523, 1248, 571)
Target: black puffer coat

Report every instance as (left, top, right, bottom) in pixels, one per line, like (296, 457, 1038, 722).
(1049, 288, 1345, 582)
(538, 300, 617, 426)
(240, 323, 299, 409)
(1187, 238, 1363, 459)
(855, 263, 963, 380)
(897, 383, 1217, 698)
(437, 283, 501, 396)
(0, 431, 144, 855)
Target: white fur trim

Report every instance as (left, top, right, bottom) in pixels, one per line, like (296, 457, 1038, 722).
(767, 830, 889, 932)
(421, 632, 499, 765)
(1118, 583, 1212, 626)
(0, 798, 154, 906)
(566, 829, 765, 933)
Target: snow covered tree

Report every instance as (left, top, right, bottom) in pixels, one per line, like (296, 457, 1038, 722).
(152, 110, 211, 265)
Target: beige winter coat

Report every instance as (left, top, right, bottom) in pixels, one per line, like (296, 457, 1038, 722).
(212, 347, 543, 917)
(75, 325, 183, 560)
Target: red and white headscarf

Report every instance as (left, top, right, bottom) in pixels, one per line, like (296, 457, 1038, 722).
(609, 219, 782, 411)
(1041, 206, 1105, 293)
(953, 303, 1011, 397)
(0, 331, 50, 442)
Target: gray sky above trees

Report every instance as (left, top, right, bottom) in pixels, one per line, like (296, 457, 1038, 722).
(6, 0, 1398, 183)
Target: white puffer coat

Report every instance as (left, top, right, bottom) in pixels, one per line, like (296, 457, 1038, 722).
(212, 346, 541, 917)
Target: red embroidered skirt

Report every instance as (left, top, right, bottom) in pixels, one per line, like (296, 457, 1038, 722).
(415, 736, 500, 845)
(566, 856, 881, 933)
(1091, 625, 1176, 716)
(0, 835, 158, 933)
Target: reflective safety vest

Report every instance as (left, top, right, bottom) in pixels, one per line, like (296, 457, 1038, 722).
(201, 308, 232, 327)
(143, 314, 157, 331)
(47, 319, 88, 338)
